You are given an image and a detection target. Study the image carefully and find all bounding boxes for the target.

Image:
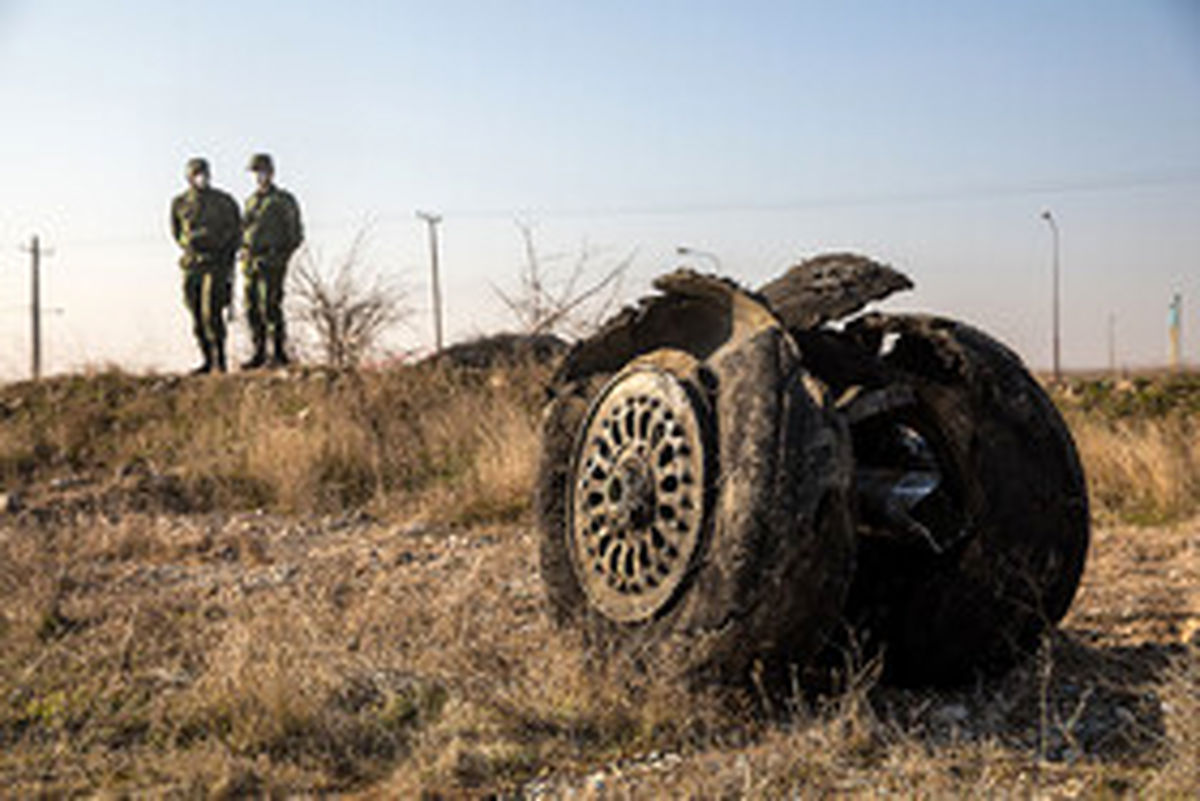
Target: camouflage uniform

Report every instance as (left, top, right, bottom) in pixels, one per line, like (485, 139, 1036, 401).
(241, 170, 303, 366)
(170, 166, 241, 373)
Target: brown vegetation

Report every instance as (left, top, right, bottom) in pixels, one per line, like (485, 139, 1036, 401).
(0, 363, 546, 522)
(288, 233, 409, 369)
(0, 367, 1196, 795)
(1057, 375, 1200, 524)
(1069, 413, 1200, 524)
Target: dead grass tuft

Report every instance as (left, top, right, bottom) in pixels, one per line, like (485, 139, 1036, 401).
(1067, 411, 1200, 524)
(0, 363, 550, 519)
(1145, 649, 1200, 796)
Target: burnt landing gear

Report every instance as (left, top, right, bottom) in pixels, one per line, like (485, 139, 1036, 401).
(537, 255, 1089, 689)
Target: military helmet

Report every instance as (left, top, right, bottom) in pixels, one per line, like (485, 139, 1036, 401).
(186, 157, 210, 176)
(248, 153, 274, 173)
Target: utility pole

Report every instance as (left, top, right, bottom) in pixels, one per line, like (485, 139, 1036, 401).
(21, 235, 52, 380)
(1040, 211, 1062, 383)
(417, 211, 444, 354)
(1107, 313, 1117, 376)
(1168, 293, 1183, 373)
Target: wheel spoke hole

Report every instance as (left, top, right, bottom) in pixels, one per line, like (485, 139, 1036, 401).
(650, 527, 666, 549)
(651, 422, 666, 447)
(658, 445, 675, 468)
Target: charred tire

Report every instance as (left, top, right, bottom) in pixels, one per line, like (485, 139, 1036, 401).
(843, 315, 1089, 686)
(537, 305, 853, 686)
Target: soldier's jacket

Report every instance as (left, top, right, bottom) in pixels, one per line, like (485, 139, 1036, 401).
(170, 187, 241, 270)
(242, 186, 303, 261)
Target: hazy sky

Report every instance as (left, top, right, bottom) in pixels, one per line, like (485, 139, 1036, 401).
(1, 0, 1198, 378)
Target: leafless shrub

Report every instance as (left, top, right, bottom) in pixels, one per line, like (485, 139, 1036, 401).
(493, 220, 631, 339)
(289, 229, 409, 368)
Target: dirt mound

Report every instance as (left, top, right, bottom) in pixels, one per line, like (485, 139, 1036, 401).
(427, 333, 568, 370)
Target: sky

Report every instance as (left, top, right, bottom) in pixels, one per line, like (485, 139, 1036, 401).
(0, 0, 1198, 378)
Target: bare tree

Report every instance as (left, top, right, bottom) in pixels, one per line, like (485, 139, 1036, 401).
(288, 229, 409, 369)
(493, 220, 632, 339)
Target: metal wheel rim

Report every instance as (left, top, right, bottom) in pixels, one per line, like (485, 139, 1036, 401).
(568, 366, 709, 623)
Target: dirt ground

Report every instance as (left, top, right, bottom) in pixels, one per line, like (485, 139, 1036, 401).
(0, 482, 1196, 796)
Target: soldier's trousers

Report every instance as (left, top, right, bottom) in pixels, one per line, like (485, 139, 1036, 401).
(244, 257, 288, 355)
(183, 266, 232, 354)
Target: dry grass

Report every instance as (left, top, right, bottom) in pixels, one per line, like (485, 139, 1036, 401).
(0, 367, 1197, 795)
(0, 363, 547, 521)
(1, 503, 1194, 796)
(1067, 412, 1200, 524)
(1144, 654, 1200, 797)
(4, 366, 1197, 528)
(1055, 372, 1200, 524)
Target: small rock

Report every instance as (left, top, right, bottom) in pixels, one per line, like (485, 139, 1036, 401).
(1, 491, 22, 514)
(239, 564, 298, 594)
(398, 520, 434, 538)
(117, 459, 154, 479)
(49, 476, 88, 491)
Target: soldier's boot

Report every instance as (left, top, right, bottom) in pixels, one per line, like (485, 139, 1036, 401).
(241, 336, 267, 370)
(213, 340, 228, 373)
(270, 329, 290, 368)
(192, 342, 214, 375)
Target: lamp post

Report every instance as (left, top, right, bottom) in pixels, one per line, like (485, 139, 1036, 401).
(675, 246, 721, 271)
(1040, 210, 1061, 383)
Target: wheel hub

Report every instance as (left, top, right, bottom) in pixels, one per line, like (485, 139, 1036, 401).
(609, 455, 656, 530)
(569, 366, 709, 623)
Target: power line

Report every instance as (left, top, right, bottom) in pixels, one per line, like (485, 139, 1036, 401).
(418, 165, 1200, 222)
(20, 165, 1200, 250)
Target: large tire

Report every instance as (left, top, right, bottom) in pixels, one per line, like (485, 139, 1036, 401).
(839, 314, 1089, 686)
(536, 274, 854, 685)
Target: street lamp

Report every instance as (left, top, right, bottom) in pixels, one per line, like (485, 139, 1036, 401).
(1041, 210, 1061, 383)
(675, 246, 721, 271)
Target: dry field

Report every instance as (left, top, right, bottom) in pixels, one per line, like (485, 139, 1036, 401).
(0, 367, 1196, 797)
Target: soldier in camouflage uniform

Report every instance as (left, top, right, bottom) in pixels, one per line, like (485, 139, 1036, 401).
(170, 157, 241, 373)
(241, 153, 304, 368)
